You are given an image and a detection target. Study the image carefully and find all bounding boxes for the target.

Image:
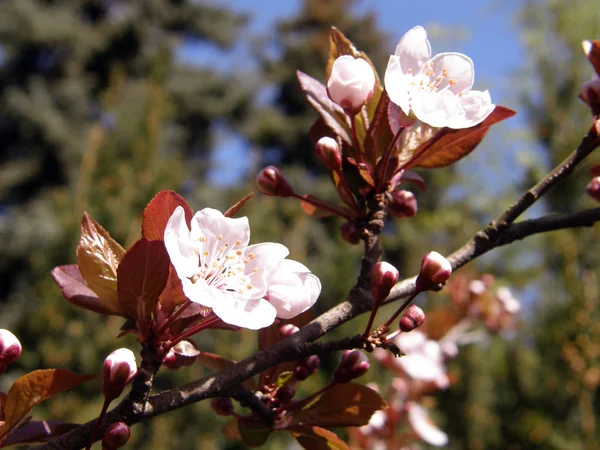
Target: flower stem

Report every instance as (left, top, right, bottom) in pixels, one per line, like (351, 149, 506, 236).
(85, 397, 111, 450)
(377, 126, 405, 190)
(350, 114, 364, 165)
(292, 193, 352, 219)
(379, 291, 419, 331)
(157, 300, 193, 335)
(166, 314, 222, 350)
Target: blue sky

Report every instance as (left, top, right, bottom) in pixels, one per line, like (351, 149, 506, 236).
(178, 0, 528, 191)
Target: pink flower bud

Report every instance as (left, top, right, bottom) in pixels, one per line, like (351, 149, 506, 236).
(327, 55, 376, 114)
(102, 422, 130, 450)
(334, 350, 370, 383)
(0, 329, 22, 374)
(256, 166, 295, 197)
(399, 305, 426, 332)
(102, 348, 137, 400)
(587, 176, 600, 201)
(340, 222, 361, 245)
(162, 340, 200, 370)
(211, 397, 234, 416)
(416, 251, 452, 291)
(579, 76, 600, 111)
(279, 324, 300, 338)
(315, 137, 342, 172)
(295, 355, 320, 381)
(371, 262, 399, 305)
(388, 190, 417, 218)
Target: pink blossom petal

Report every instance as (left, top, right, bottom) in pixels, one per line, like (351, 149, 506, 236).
(384, 55, 411, 115)
(164, 206, 199, 279)
(212, 296, 277, 330)
(266, 259, 321, 319)
(407, 402, 448, 447)
(393, 26, 431, 74)
(425, 52, 474, 94)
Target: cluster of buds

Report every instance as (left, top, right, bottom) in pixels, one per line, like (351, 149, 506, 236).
(333, 350, 370, 383)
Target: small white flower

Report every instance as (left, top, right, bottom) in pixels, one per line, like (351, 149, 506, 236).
(385, 26, 495, 129)
(496, 287, 521, 314)
(407, 402, 449, 447)
(394, 330, 449, 388)
(327, 55, 376, 113)
(164, 206, 320, 329)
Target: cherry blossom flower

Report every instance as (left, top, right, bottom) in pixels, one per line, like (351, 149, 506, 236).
(164, 206, 320, 329)
(327, 55, 376, 114)
(393, 330, 449, 388)
(384, 26, 495, 129)
(407, 402, 449, 447)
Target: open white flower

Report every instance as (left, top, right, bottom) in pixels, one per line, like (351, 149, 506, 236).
(164, 206, 320, 329)
(385, 26, 495, 129)
(407, 402, 449, 447)
(394, 330, 449, 388)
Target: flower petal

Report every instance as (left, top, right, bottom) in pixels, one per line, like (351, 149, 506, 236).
(384, 55, 411, 115)
(266, 259, 321, 319)
(407, 402, 448, 447)
(425, 52, 474, 94)
(212, 296, 277, 329)
(393, 26, 431, 75)
(191, 208, 250, 252)
(164, 206, 198, 279)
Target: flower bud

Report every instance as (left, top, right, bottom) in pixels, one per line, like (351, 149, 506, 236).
(399, 305, 426, 332)
(276, 385, 296, 403)
(0, 329, 22, 374)
(102, 348, 137, 400)
(587, 176, 600, 202)
(327, 55, 376, 114)
(256, 166, 295, 197)
(340, 221, 361, 245)
(371, 262, 399, 305)
(315, 137, 342, 172)
(162, 340, 199, 370)
(101, 422, 130, 450)
(416, 251, 452, 291)
(295, 355, 320, 381)
(211, 397, 234, 416)
(579, 76, 600, 113)
(333, 350, 370, 383)
(279, 324, 300, 338)
(388, 190, 417, 218)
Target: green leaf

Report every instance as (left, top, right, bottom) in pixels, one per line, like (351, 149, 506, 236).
(289, 383, 386, 427)
(289, 425, 350, 450)
(275, 371, 294, 388)
(0, 370, 96, 442)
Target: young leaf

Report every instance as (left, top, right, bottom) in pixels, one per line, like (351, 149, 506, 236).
(76, 213, 125, 312)
(410, 106, 517, 169)
(297, 71, 352, 145)
(224, 192, 254, 218)
(289, 383, 386, 428)
(288, 425, 350, 450)
(300, 194, 352, 219)
(117, 238, 170, 324)
(158, 265, 189, 315)
(238, 420, 272, 447)
(51, 265, 121, 315)
(141, 190, 194, 241)
(3, 420, 78, 446)
(0, 370, 96, 441)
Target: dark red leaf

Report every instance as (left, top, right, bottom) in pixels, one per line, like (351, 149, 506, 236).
(224, 192, 254, 218)
(117, 238, 170, 324)
(238, 420, 272, 447)
(4, 420, 78, 446)
(288, 425, 350, 450)
(300, 194, 352, 219)
(51, 265, 120, 315)
(289, 383, 386, 428)
(141, 190, 193, 241)
(410, 106, 517, 169)
(158, 265, 189, 315)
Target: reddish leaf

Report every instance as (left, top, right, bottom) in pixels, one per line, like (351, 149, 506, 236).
(4, 420, 78, 446)
(196, 353, 255, 390)
(158, 265, 189, 315)
(141, 190, 193, 241)
(0, 370, 96, 441)
(332, 172, 357, 209)
(410, 106, 517, 169)
(117, 238, 170, 324)
(288, 425, 350, 450)
(363, 92, 392, 165)
(297, 71, 352, 145)
(289, 383, 386, 428)
(238, 420, 272, 447)
(224, 192, 254, 218)
(51, 265, 120, 315)
(76, 213, 125, 313)
(222, 419, 242, 441)
(584, 40, 600, 76)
